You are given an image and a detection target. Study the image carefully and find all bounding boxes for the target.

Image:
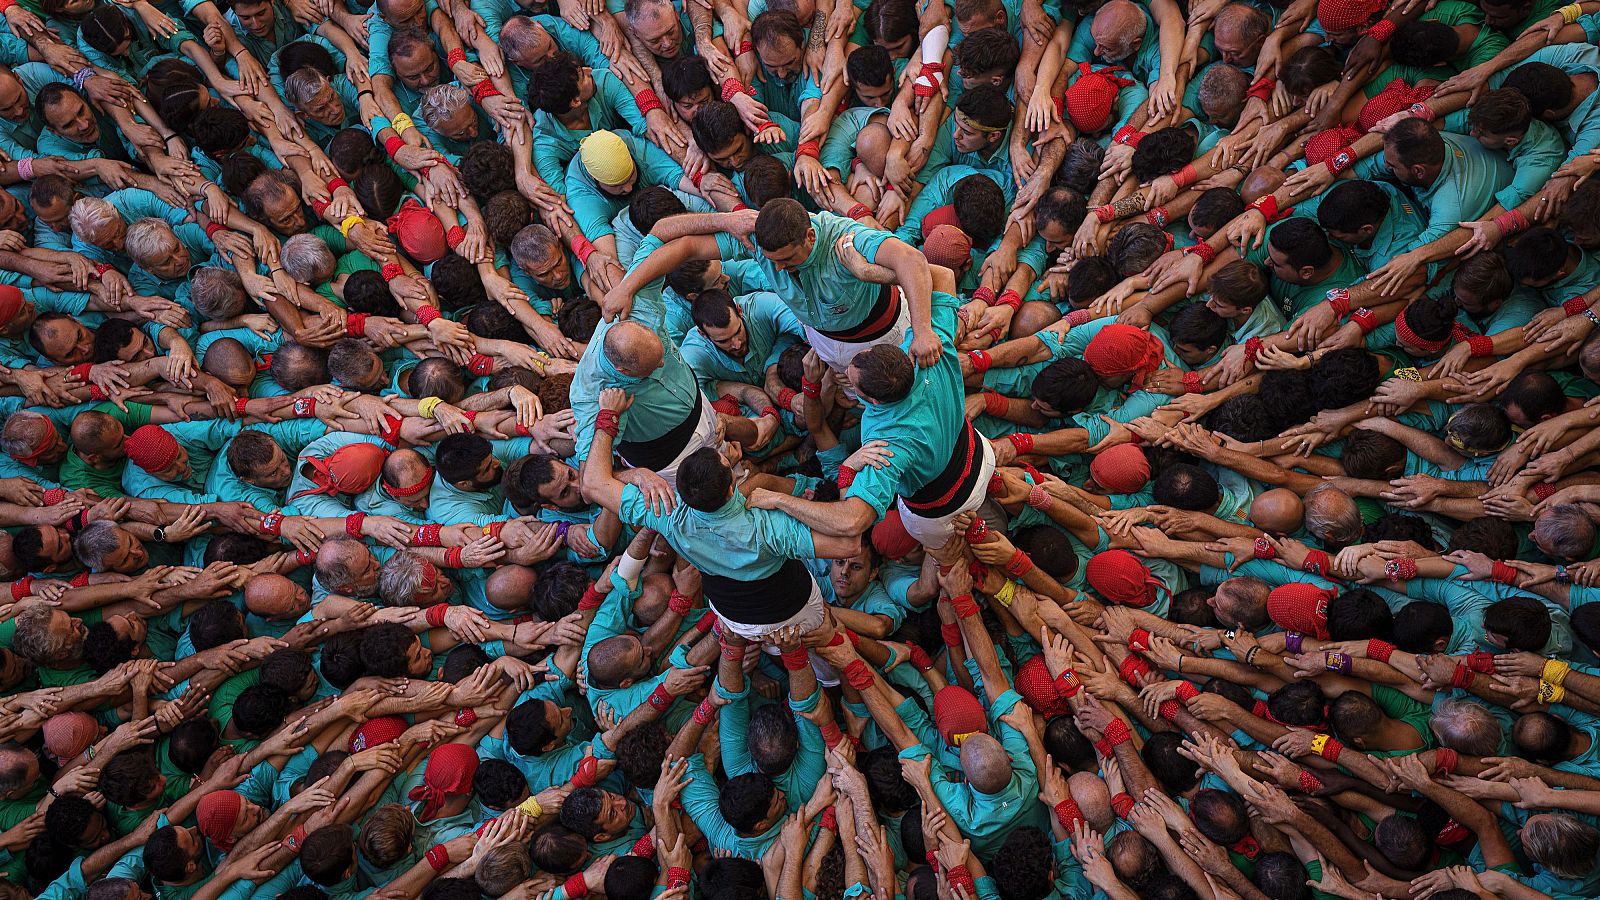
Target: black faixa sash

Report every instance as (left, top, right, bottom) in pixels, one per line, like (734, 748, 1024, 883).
(816, 284, 901, 343)
(901, 418, 982, 519)
(617, 391, 703, 471)
(700, 557, 813, 625)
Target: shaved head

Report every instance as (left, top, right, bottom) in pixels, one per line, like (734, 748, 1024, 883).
(485, 564, 538, 612)
(1069, 771, 1114, 829)
(604, 322, 665, 376)
(1249, 488, 1304, 534)
(958, 733, 1014, 794)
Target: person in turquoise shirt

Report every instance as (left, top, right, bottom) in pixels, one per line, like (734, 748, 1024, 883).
(206, 418, 330, 511)
(425, 432, 534, 525)
(122, 419, 248, 503)
(1314, 179, 1429, 272)
(282, 431, 393, 517)
(527, 56, 652, 194)
(565, 130, 690, 249)
(582, 387, 862, 633)
(678, 288, 805, 398)
(493, 13, 612, 102)
(920, 84, 1016, 187)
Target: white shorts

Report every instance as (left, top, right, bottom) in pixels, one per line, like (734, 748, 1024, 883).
(896, 436, 996, 548)
(713, 574, 826, 640)
(804, 296, 912, 373)
(623, 392, 718, 489)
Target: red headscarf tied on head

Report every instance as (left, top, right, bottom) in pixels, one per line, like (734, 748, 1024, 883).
(1267, 582, 1336, 640)
(922, 204, 963, 233)
(409, 743, 480, 822)
(1091, 443, 1151, 494)
(1303, 126, 1365, 166)
(197, 791, 244, 850)
(1316, 0, 1383, 32)
(1083, 324, 1165, 389)
(1085, 549, 1167, 607)
(291, 442, 389, 501)
(923, 224, 975, 271)
(348, 715, 408, 753)
(1065, 62, 1135, 134)
(388, 199, 449, 264)
(1357, 79, 1436, 133)
(0, 285, 23, 328)
(1014, 655, 1071, 717)
(871, 509, 919, 560)
(933, 685, 988, 746)
(125, 424, 180, 472)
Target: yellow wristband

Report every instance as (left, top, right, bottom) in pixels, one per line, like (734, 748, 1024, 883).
(992, 580, 1016, 608)
(1309, 733, 1330, 755)
(1561, 3, 1582, 23)
(418, 396, 443, 419)
(391, 113, 415, 134)
(1539, 679, 1567, 704)
(517, 795, 543, 818)
(339, 215, 364, 236)
(1393, 366, 1422, 382)
(1544, 658, 1572, 687)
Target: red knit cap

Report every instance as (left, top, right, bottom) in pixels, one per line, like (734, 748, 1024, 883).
(1084, 324, 1165, 387)
(1090, 443, 1151, 494)
(871, 508, 918, 560)
(348, 715, 408, 752)
(1316, 0, 1383, 32)
(291, 442, 390, 501)
(1266, 582, 1336, 640)
(42, 711, 98, 761)
(922, 204, 962, 233)
(1065, 62, 1135, 134)
(923, 224, 974, 271)
(1303, 126, 1364, 166)
(1085, 549, 1164, 607)
(0, 285, 22, 327)
(1014, 655, 1070, 717)
(409, 743, 480, 821)
(197, 790, 244, 849)
(1357, 79, 1435, 133)
(125, 424, 180, 473)
(388, 199, 449, 264)
(933, 684, 989, 746)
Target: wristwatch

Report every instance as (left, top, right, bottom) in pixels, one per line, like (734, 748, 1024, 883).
(153, 526, 167, 542)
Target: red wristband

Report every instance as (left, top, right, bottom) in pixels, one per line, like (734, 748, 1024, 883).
(837, 466, 856, 490)
(1349, 307, 1378, 334)
(796, 140, 821, 158)
(843, 659, 875, 690)
(634, 88, 663, 115)
(1367, 639, 1396, 663)
(1363, 18, 1396, 40)
(1183, 242, 1218, 264)
(1491, 561, 1518, 585)
(426, 844, 451, 871)
(415, 305, 442, 326)
(1298, 770, 1324, 793)
(595, 408, 621, 436)
(563, 875, 588, 899)
(425, 603, 449, 627)
(647, 684, 673, 710)
(1008, 432, 1034, 455)
(780, 647, 809, 670)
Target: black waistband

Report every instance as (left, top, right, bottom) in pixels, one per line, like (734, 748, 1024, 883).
(816, 283, 900, 343)
(617, 391, 703, 470)
(902, 418, 983, 518)
(701, 558, 814, 624)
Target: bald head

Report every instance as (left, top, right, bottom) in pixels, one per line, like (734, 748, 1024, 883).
(1069, 771, 1114, 829)
(856, 118, 892, 178)
(203, 337, 257, 391)
(1241, 166, 1286, 204)
(1249, 488, 1304, 534)
(383, 449, 432, 506)
(485, 564, 537, 612)
(604, 321, 665, 376)
(70, 411, 124, 460)
(958, 733, 1014, 794)
(1091, 0, 1145, 60)
(1214, 3, 1270, 66)
(1303, 485, 1364, 546)
(245, 574, 307, 619)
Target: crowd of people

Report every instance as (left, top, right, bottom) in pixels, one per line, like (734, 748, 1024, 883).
(6, 0, 1600, 894)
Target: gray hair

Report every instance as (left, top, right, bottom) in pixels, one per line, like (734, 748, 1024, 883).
(377, 550, 429, 605)
(191, 267, 247, 320)
(1197, 63, 1249, 121)
(499, 16, 542, 59)
(68, 197, 118, 241)
(281, 234, 337, 284)
(1303, 484, 1364, 546)
(418, 84, 471, 129)
(510, 223, 560, 269)
(283, 67, 330, 108)
(623, 0, 673, 23)
(1428, 698, 1503, 756)
(1534, 504, 1597, 561)
(315, 537, 374, 595)
(0, 411, 50, 458)
(11, 607, 74, 666)
(72, 520, 121, 571)
(124, 217, 179, 268)
(1522, 814, 1600, 878)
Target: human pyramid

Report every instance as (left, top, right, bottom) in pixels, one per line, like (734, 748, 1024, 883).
(4, 0, 1600, 896)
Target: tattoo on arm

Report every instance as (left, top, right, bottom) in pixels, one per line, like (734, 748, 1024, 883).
(809, 10, 825, 50)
